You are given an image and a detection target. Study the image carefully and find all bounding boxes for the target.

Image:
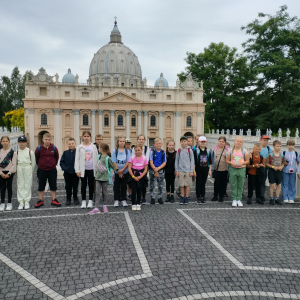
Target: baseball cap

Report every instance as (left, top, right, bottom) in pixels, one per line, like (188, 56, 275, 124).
(261, 135, 270, 140)
(18, 136, 27, 142)
(198, 136, 207, 142)
(180, 136, 187, 141)
(125, 138, 131, 143)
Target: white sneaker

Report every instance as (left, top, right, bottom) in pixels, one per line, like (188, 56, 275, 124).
(232, 200, 237, 207)
(136, 204, 141, 211)
(0, 203, 5, 211)
(283, 200, 289, 203)
(289, 200, 295, 203)
(237, 200, 243, 207)
(122, 200, 128, 207)
(81, 200, 87, 208)
(87, 200, 93, 208)
(24, 203, 30, 210)
(6, 203, 12, 211)
(18, 203, 24, 210)
(114, 200, 119, 207)
(132, 205, 137, 211)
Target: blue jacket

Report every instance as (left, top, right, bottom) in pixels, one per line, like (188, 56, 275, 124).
(60, 149, 76, 174)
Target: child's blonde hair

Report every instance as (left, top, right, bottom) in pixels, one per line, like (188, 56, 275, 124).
(273, 140, 281, 146)
(43, 133, 52, 139)
(232, 136, 244, 151)
(154, 138, 161, 143)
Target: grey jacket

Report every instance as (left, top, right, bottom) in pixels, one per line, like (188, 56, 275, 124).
(175, 148, 194, 172)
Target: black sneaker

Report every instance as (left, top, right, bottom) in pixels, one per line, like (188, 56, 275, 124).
(74, 198, 80, 205)
(276, 198, 283, 205)
(256, 198, 263, 205)
(158, 198, 164, 204)
(141, 199, 147, 205)
(150, 198, 155, 205)
(66, 199, 71, 206)
(170, 195, 175, 203)
(127, 194, 132, 201)
(270, 198, 275, 205)
(201, 197, 207, 205)
(247, 198, 252, 205)
(211, 196, 218, 202)
(218, 197, 224, 202)
(165, 195, 171, 202)
(196, 198, 202, 205)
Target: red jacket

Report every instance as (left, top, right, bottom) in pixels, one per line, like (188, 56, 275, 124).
(35, 144, 59, 170)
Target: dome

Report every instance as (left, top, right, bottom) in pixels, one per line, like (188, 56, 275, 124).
(62, 69, 75, 83)
(89, 21, 142, 81)
(154, 73, 169, 87)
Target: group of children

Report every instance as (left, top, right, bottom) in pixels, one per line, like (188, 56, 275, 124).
(0, 131, 299, 212)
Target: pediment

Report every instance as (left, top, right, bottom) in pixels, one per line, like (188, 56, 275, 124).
(99, 92, 141, 103)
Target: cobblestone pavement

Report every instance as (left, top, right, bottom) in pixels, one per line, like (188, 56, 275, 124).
(1, 174, 300, 300)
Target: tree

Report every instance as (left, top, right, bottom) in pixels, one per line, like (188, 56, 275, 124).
(2, 108, 25, 132)
(178, 42, 257, 130)
(0, 67, 33, 122)
(242, 5, 300, 130)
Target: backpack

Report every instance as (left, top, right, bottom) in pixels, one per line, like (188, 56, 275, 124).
(17, 149, 32, 160)
(115, 148, 129, 159)
(195, 147, 210, 167)
(144, 146, 148, 156)
(151, 148, 165, 170)
(283, 151, 298, 161)
(98, 154, 115, 185)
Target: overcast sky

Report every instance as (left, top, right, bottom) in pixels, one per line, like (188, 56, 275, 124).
(1, 0, 299, 86)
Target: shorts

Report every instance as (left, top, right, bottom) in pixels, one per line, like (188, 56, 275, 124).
(268, 168, 282, 185)
(37, 168, 57, 191)
(178, 172, 193, 187)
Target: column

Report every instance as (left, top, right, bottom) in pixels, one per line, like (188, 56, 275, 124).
(98, 110, 103, 134)
(28, 108, 35, 151)
(73, 109, 80, 145)
(197, 112, 202, 135)
(91, 109, 96, 139)
(110, 110, 115, 149)
(125, 110, 131, 138)
(52, 109, 63, 154)
(143, 111, 148, 144)
(174, 111, 182, 144)
(202, 112, 205, 135)
(158, 111, 165, 141)
(137, 110, 142, 135)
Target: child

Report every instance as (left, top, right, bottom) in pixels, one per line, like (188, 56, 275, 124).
(194, 136, 212, 204)
(112, 137, 131, 208)
(60, 138, 79, 206)
(128, 145, 148, 211)
(75, 131, 98, 209)
(132, 134, 150, 204)
(165, 139, 176, 203)
(259, 135, 273, 200)
(125, 138, 132, 200)
(89, 143, 115, 214)
(94, 134, 103, 153)
(175, 136, 194, 205)
(224, 142, 231, 198)
(187, 136, 193, 148)
(282, 140, 299, 203)
(35, 133, 60, 208)
(226, 136, 249, 207)
(16, 136, 36, 210)
(0, 136, 17, 211)
(193, 134, 201, 151)
(266, 140, 285, 205)
(149, 138, 167, 205)
(246, 143, 266, 205)
(211, 136, 229, 202)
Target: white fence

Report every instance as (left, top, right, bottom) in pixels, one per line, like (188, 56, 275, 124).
(206, 130, 300, 200)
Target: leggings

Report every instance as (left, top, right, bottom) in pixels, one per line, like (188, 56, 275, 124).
(81, 169, 94, 200)
(95, 181, 108, 205)
(165, 173, 175, 193)
(0, 171, 14, 203)
(131, 179, 144, 205)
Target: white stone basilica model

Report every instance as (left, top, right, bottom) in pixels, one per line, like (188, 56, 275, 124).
(23, 20, 205, 153)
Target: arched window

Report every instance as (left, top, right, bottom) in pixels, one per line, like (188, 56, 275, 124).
(117, 115, 123, 126)
(83, 114, 89, 126)
(131, 116, 136, 127)
(150, 115, 156, 127)
(41, 113, 47, 125)
(166, 116, 171, 128)
(186, 116, 192, 128)
(65, 114, 70, 126)
(104, 115, 109, 127)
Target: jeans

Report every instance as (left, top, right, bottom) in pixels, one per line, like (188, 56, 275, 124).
(282, 172, 296, 200)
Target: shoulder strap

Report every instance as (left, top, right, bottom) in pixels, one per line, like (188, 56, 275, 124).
(188, 148, 191, 155)
(178, 149, 181, 156)
(53, 145, 56, 152)
(283, 151, 286, 156)
(115, 148, 118, 158)
(161, 150, 165, 164)
(144, 146, 148, 155)
(296, 151, 298, 160)
(242, 148, 245, 160)
(97, 153, 101, 163)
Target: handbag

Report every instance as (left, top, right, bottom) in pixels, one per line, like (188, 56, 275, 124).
(212, 147, 225, 178)
(96, 154, 107, 173)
